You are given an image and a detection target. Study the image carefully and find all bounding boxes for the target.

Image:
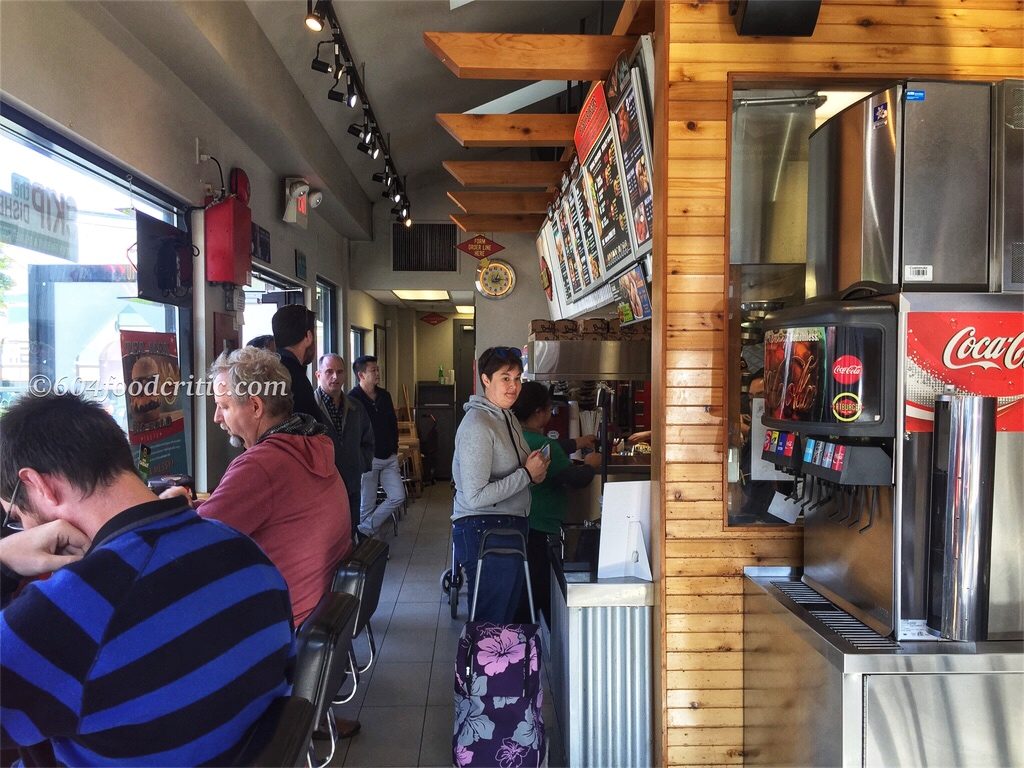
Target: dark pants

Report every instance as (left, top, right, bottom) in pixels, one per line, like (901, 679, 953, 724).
(516, 528, 553, 624)
(348, 491, 361, 542)
(453, 515, 528, 623)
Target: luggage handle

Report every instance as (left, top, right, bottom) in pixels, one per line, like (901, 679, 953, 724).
(469, 527, 535, 624)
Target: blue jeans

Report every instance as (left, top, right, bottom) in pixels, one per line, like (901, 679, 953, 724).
(359, 454, 406, 536)
(453, 515, 528, 623)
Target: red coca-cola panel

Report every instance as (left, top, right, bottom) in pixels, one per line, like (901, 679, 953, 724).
(906, 312, 1024, 432)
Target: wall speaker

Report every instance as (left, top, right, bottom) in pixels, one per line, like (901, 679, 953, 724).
(729, 0, 822, 37)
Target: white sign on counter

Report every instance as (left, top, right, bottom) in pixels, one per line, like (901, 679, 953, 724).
(598, 480, 652, 581)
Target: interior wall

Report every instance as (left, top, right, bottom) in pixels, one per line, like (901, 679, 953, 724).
(415, 317, 454, 390)
(0, 0, 353, 488)
(659, 3, 1023, 766)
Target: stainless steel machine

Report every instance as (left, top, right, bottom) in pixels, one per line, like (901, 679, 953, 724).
(744, 79, 1024, 766)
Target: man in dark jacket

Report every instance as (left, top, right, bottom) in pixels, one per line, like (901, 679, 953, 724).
(316, 353, 374, 541)
(271, 304, 324, 424)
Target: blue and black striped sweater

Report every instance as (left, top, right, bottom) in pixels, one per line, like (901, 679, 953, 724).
(0, 498, 294, 766)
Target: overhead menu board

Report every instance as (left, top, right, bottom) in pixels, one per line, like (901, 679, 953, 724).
(582, 125, 633, 271)
(606, 57, 654, 258)
(543, 209, 574, 307)
(536, 224, 565, 319)
(560, 180, 595, 293)
(570, 155, 605, 287)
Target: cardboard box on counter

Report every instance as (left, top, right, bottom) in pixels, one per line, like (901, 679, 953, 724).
(553, 319, 578, 335)
(579, 332, 605, 340)
(607, 318, 621, 334)
(529, 319, 556, 334)
(527, 332, 559, 341)
(579, 318, 609, 335)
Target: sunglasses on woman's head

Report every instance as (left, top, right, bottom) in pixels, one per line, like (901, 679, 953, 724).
(481, 346, 522, 370)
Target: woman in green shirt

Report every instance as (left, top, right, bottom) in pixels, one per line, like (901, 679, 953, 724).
(512, 381, 601, 622)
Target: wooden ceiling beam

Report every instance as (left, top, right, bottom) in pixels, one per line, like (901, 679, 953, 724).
(447, 191, 553, 215)
(443, 160, 569, 188)
(425, 32, 636, 81)
(613, 0, 655, 35)
(450, 213, 546, 233)
(437, 113, 576, 148)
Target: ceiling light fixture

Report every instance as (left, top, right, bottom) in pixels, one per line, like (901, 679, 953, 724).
(304, 0, 325, 31)
(310, 40, 334, 73)
(307, 0, 408, 215)
(455, 305, 475, 315)
(393, 290, 449, 301)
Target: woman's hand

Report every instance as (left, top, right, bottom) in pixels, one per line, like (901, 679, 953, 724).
(0, 520, 90, 577)
(525, 450, 550, 484)
(574, 434, 597, 451)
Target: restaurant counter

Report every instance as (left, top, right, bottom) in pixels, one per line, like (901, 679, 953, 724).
(546, 551, 653, 768)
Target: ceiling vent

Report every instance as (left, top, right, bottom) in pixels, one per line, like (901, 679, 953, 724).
(393, 222, 458, 272)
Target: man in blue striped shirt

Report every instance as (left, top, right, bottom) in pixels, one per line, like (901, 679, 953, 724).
(0, 393, 294, 766)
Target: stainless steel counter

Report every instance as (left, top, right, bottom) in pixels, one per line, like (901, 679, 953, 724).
(744, 567, 1023, 767)
(548, 559, 653, 768)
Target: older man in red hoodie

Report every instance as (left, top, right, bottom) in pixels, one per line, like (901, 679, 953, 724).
(176, 346, 351, 625)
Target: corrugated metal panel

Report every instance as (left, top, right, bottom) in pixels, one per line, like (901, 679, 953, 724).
(392, 222, 458, 271)
(570, 605, 652, 767)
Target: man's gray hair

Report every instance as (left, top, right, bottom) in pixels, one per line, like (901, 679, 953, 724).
(210, 347, 293, 418)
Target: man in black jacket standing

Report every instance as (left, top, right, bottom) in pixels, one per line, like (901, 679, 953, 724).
(316, 353, 374, 542)
(272, 304, 324, 424)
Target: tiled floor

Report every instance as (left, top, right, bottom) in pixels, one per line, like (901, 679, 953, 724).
(322, 482, 563, 768)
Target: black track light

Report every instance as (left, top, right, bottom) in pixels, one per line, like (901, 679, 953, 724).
(347, 123, 364, 139)
(310, 40, 333, 73)
(372, 172, 389, 185)
(345, 74, 358, 108)
(357, 140, 373, 156)
(327, 83, 345, 103)
(304, 0, 324, 31)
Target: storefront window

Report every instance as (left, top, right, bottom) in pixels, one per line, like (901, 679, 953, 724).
(241, 269, 303, 345)
(0, 112, 187, 444)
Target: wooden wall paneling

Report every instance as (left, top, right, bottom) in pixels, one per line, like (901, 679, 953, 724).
(660, 2, 1022, 765)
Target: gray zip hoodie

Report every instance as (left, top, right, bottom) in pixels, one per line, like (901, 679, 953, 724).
(451, 394, 532, 521)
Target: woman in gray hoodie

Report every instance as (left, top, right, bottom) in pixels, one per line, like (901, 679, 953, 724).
(451, 347, 549, 623)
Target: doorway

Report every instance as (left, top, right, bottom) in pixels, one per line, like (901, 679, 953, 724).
(453, 321, 476, 424)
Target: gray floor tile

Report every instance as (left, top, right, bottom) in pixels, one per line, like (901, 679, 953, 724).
(361, 661, 431, 707)
(418, 705, 454, 767)
(378, 603, 441, 663)
(340, 705, 425, 768)
(426, 655, 454, 705)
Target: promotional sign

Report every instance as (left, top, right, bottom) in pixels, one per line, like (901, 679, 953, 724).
(0, 172, 79, 261)
(574, 83, 610, 162)
(906, 312, 1024, 432)
(420, 313, 447, 326)
(615, 264, 652, 325)
(120, 330, 187, 475)
(582, 127, 632, 270)
(763, 325, 885, 427)
(456, 234, 505, 261)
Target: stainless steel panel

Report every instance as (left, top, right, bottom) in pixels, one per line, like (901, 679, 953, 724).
(803, 485, 896, 636)
(992, 79, 1024, 292)
(806, 118, 837, 299)
(862, 86, 900, 285)
(928, 395, 997, 640)
(991, 432, 1024, 638)
(901, 81, 992, 288)
(526, 340, 651, 381)
(865, 673, 1024, 767)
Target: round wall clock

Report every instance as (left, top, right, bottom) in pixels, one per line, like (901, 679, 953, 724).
(476, 259, 516, 299)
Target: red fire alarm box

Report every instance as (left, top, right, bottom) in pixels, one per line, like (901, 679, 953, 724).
(205, 196, 252, 285)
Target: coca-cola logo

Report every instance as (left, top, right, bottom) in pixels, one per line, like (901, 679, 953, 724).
(941, 327, 1024, 371)
(832, 355, 863, 385)
(832, 392, 863, 422)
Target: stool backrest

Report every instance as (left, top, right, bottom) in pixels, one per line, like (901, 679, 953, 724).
(292, 592, 360, 726)
(332, 538, 389, 637)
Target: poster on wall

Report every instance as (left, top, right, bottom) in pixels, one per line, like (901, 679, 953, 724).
(120, 330, 188, 476)
(615, 263, 652, 326)
(545, 208, 574, 306)
(606, 61, 654, 257)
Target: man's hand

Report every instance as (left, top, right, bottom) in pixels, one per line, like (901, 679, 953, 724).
(583, 451, 603, 469)
(524, 450, 550, 484)
(0, 520, 90, 578)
